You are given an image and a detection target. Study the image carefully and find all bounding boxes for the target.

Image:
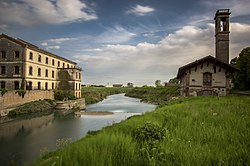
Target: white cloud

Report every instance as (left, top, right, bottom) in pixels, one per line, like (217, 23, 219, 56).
(0, 0, 97, 26)
(127, 4, 155, 16)
(47, 37, 78, 44)
(0, 24, 8, 30)
(47, 45, 60, 49)
(95, 26, 136, 44)
(74, 22, 250, 85)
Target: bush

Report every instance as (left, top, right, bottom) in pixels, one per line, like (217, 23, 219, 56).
(54, 90, 76, 101)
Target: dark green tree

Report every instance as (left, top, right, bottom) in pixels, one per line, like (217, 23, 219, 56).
(231, 47, 250, 90)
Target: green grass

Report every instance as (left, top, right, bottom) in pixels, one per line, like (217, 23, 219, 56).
(125, 86, 180, 104)
(33, 96, 250, 166)
(8, 99, 55, 118)
(82, 87, 132, 104)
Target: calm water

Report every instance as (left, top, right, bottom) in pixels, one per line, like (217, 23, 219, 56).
(0, 94, 156, 165)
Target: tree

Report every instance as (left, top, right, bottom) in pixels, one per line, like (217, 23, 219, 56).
(127, 82, 133, 88)
(168, 77, 179, 84)
(231, 47, 250, 90)
(155, 80, 162, 87)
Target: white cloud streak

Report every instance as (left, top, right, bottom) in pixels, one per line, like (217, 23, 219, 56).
(0, 0, 97, 26)
(127, 4, 155, 16)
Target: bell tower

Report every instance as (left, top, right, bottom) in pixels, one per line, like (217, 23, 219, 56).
(214, 9, 231, 64)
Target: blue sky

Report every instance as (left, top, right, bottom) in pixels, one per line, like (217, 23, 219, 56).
(1, 0, 250, 86)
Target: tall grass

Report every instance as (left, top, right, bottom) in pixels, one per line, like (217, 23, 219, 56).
(33, 96, 250, 166)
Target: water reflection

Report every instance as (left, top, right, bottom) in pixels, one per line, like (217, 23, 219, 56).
(0, 94, 156, 165)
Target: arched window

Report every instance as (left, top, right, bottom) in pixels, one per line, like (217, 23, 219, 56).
(38, 82, 41, 90)
(203, 72, 212, 86)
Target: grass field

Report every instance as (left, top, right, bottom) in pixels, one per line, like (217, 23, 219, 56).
(33, 96, 250, 166)
(125, 86, 180, 104)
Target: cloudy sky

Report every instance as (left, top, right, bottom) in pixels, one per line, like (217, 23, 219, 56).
(1, 0, 250, 86)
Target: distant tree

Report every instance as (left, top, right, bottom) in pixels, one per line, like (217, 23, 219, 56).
(127, 82, 133, 88)
(168, 77, 179, 84)
(155, 80, 162, 87)
(231, 47, 250, 90)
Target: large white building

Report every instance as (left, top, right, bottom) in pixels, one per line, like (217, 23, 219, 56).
(0, 34, 82, 98)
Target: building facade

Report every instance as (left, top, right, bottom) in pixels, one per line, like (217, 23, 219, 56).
(177, 9, 238, 96)
(0, 34, 82, 98)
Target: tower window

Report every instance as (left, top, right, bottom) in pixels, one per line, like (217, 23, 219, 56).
(1, 51, 6, 59)
(52, 70, 54, 78)
(52, 59, 55, 66)
(52, 82, 54, 89)
(46, 57, 49, 64)
(58, 61, 60, 67)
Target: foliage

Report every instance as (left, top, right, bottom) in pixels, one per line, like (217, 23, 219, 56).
(82, 87, 132, 104)
(127, 82, 134, 87)
(155, 80, 162, 87)
(8, 99, 55, 118)
(132, 122, 166, 144)
(168, 77, 179, 84)
(56, 138, 72, 150)
(0, 88, 7, 96)
(15, 78, 26, 98)
(231, 47, 250, 90)
(125, 86, 180, 105)
(33, 96, 250, 166)
(54, 90, 76, 101)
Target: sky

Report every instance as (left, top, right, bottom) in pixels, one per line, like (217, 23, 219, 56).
(1, 0, 250, 86)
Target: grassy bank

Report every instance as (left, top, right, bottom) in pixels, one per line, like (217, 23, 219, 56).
(82, 87, 132, 104)
(125, 86, 180, 104)
(8, 99, 55, 118)
(33, 96, 250, 166)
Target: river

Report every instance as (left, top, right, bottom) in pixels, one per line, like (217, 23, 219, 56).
(0, 94, 156, 165)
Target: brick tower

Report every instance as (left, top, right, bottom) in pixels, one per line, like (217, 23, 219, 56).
(214, 9, 231, 64)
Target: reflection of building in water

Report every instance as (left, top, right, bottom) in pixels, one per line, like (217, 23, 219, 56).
(0, 114, 54, 138)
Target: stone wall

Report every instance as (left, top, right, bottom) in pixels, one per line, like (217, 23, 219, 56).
(0, 90, 54, 116)
(55, 98, 85, 115)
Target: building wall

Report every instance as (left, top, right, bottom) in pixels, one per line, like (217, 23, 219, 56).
(0, 90, 54, 111)
(180, 63, 228, 96)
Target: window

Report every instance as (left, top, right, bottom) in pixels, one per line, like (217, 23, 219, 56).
(38, 82, 41, 90)
(63, 63, 65, 68)
(58, 61, 60, 67)
(0, 81, 5, 89)
(45, 69, 48, 77)
(52, 82, 54, 89)
(52, 59, 55, 66)
(38, 55, 41, 62)
(52, 70, 54, 78)
(1, 51, 6, 59)
(76, 83, 77, 90)
(203, 72, 212, 86)
(15, 51, 20, 59)
(67, 64, 69, 68)
(38, 68, 41, 77)
(45, 82, 48, 90)
(29, 66, 33, 75)
(46, 57, 48, 64)
(1, 66, 6, 74)
(79, 73, 81, 79)
(29, 52, 33, 60)
(79, 83, 81, 90)
(14, 81, 19, 90)
(76, 72, 78, 79)
(14, 66, 20, 75)
(27, 81, 32, 90)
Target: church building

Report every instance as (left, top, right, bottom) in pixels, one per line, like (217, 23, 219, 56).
(177, 9, 238, 96)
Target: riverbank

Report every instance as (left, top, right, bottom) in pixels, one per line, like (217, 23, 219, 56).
(82, 87, 132, 104)
(33, 95, 250, 166)
(125, 86, 180, 105)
